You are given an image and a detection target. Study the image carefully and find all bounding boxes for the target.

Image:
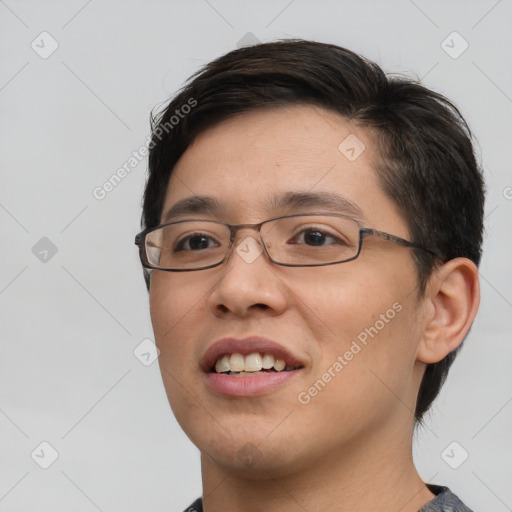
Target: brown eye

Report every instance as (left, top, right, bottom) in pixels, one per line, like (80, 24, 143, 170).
(174, 234, 218, 251)
(289, 228, 345, 246)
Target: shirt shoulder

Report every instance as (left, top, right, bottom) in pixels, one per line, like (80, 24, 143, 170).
(183, 486, 472, 512)
(182, 497, 203, 512)
(419, 485, 474, 512)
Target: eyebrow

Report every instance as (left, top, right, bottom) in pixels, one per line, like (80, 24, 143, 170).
(162, 195, 222, 222)
(269, 191, 365, 221)
(162, 191, 365, 222)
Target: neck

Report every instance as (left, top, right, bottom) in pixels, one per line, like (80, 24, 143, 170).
(200, 418, 434, 511)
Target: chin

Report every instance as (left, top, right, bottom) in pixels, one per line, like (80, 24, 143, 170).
(201, 439, 305, 480)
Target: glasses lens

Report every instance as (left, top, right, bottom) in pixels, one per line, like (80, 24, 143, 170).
(263, 215, 360, 265)
(145, 220, 230, 270)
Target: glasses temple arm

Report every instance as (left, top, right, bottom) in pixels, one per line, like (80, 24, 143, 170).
(361, 228, 441, 259)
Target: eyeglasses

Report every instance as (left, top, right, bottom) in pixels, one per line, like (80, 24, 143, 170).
(134, 213, 439, 272)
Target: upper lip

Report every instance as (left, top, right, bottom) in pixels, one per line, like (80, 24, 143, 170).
(200, 336, 306, 372)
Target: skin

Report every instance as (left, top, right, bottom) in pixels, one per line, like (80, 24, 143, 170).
(149, 105, 480, 511)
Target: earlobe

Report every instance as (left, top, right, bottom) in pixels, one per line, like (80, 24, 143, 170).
(417, 258, 480, 364)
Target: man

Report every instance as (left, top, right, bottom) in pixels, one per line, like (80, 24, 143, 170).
(135, 40, 483, 511)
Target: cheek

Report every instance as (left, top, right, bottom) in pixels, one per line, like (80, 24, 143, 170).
(149, 274, 211, 434)
(291, 263, 407, 342)
(149, 274, 206, 382)
(290, 263, 420, 414)
(149, 273, 205, 342)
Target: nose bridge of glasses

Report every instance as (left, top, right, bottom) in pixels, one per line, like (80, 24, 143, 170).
(204, 221, 266, 269)
(229, 221, 266, 245)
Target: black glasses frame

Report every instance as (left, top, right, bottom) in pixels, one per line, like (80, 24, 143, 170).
(134, 212, 440, 272)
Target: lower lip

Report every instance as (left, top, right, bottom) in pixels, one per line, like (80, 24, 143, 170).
(205, 370, 301, 397)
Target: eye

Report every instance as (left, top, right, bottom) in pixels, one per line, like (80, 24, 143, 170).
(289, 228, 345, 246)
(174, 233, 220, 251)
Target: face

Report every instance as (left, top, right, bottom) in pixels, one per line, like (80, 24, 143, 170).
(149, 105, 428, 477)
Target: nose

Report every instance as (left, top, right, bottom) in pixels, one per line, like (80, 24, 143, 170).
(207, 234, 289, 319)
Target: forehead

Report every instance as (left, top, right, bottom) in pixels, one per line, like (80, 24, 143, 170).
(163, 105, 404, 232)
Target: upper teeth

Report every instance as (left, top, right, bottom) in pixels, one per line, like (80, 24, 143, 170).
(215, 353, 288, 373)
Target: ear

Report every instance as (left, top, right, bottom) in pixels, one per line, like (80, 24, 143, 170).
(416, 258, 480, 364)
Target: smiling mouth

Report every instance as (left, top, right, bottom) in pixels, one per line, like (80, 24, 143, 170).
(211, 352, 303, 376)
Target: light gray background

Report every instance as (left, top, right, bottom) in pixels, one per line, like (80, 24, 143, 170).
(1, 0, 511, 510)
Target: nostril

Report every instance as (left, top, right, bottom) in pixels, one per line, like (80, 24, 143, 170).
(216, 303, 268, 313)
